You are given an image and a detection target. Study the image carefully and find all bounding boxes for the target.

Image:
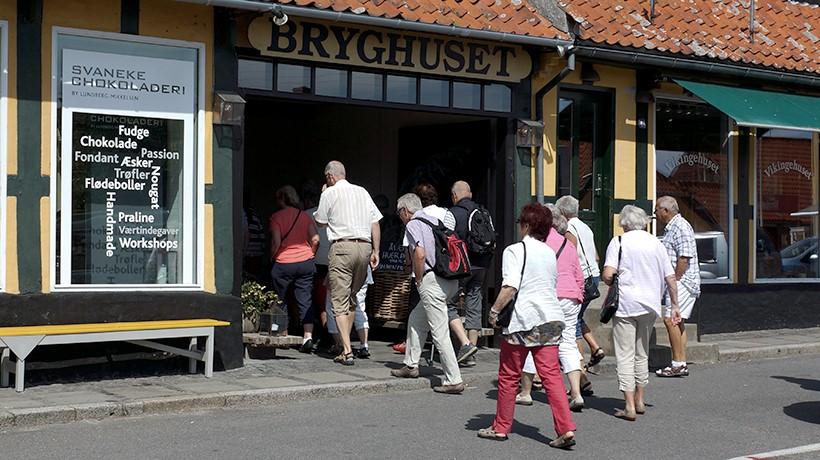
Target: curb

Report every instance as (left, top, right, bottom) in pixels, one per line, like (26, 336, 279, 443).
(718, 343, 820, 363)
(0, 371, 500, 430)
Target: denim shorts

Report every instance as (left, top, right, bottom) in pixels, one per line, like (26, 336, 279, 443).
(576, 276, 600, 338)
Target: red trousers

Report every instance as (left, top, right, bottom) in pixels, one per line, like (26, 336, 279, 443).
(492, 341, 576, 436)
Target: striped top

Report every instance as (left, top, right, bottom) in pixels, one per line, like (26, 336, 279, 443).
(313, 179, 382, 242)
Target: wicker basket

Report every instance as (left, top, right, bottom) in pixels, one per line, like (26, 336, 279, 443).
(366, 271, 413, 322)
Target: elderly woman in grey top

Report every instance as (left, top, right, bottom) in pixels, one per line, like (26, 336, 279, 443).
(601, 205, 680, 421)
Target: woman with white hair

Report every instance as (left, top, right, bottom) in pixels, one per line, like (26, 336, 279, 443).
(602, 205, 681, 421)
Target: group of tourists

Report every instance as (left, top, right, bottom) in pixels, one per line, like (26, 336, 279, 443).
(247, 159, 701, 451)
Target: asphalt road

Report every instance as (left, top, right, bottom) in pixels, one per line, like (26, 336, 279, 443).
(2, 356, 820, 460)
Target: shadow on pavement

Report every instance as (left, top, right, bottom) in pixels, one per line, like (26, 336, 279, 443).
(783, 401, 820, 424)
(772, 375, 820, 392)
(465, 413, 557, 445)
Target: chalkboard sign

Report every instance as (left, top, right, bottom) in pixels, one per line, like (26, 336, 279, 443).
(378, 241, 407, 272)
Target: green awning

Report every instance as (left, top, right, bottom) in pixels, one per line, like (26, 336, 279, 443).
(675, 79, 820, 132)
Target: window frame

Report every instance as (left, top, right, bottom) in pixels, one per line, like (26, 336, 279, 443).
(752, 127, 820, 284)
(49, 27, 206, 292)
(652, 96, 735, 284)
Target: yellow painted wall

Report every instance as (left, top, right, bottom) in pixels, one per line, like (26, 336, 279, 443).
(0, 0, 17, 292)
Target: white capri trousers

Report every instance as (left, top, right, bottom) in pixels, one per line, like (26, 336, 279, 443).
(524, 298, 582, 374)
(326, 268, 372, 334)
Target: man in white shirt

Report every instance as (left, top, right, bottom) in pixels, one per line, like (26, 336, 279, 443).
(314, 161, 382, 366)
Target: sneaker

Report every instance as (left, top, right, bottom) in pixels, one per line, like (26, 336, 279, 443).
(433, 383, 465, 394)
(333, 353, 354, 366)
(299, 338, 314, 354)
(392, 342, 406, 354)
(390, 366, 419, 378)
(459, 356, 477, 368)
(655, 365, 687, 377)
(355, 347, 371, 359)
(456, 344, 478, 364)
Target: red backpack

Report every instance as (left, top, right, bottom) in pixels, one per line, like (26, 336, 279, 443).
(412, 217, 471, 280)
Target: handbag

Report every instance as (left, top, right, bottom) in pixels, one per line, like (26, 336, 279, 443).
(496, 241, 526, 328)
(572, 224, 601, 303)
(599, 236, 622, 324)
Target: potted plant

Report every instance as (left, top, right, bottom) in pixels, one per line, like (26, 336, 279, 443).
(241, 281, 280, 333)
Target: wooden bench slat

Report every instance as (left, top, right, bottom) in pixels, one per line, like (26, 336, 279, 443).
(0, 319, 230, 337)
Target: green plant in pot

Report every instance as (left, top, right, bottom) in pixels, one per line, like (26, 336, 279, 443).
(240, 281, 281, 333)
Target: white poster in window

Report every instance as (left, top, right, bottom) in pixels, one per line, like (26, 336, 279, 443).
(60, 48, 195, 286)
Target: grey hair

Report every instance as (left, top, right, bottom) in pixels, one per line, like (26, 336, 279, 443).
(397, 193, 422, 214)
(324, 160, 346, 178)
(556, 195, 579, 218)
(619, 205, 650, 231)
(545, 203, 568, 234)
(656, 196, 680, 213)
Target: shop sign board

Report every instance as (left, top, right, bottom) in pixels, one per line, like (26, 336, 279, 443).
(60, 49, 195, 285)
(247, 16, 532, 83)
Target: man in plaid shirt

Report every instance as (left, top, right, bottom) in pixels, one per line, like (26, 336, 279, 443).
(655, 196, 700, 377)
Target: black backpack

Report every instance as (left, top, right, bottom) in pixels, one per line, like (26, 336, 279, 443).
(412, 217, 472, 280)
(456, 204, 496, 256)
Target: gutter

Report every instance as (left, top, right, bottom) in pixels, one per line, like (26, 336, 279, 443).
(175, 0, 573, 48)
(533, 51, 575, 203)
(575, 45, 820, 89)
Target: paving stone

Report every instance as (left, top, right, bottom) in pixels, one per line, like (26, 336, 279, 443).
(73, 402, 123, 420)
(237, 376, 303, 389)
(0, 396, 51, 410)
(105, 385, 183, 400)
(169, 382, 248, 394)
(343, 367, 394, 380)
(294, 371, 365, 384)
(11, 405, 76, 427)
(141, 394, 226, 415)
(0, 411, 14, 429)
(38, 391, 119, 406)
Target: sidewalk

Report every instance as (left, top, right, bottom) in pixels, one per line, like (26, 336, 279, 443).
(1, 327, 820, 429)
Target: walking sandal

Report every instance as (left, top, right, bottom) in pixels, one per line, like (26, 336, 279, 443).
(549, 432, 576, 450)
(333, 353, 354, 366)
(477, 428, 508, 441)
(587, 348, 606, 368)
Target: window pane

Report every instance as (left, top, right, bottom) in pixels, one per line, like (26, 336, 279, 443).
(276, 63, 311, 94)
(656, 100, 730, 280)
(453, 82, 481, 110)
(756, 129, 818, 279)
(351, 71, 383, 101)
(315, 68, 347, 98)
(420, 79, 448, 107)
(484, 84, 511, 112)
(238, 59, 273, 91)
(386, 75, 416, 104)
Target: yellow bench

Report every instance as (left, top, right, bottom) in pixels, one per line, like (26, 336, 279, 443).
(0, 319, 230, 392)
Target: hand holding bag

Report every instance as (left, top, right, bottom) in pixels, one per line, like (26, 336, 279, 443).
(496, 242, 526, 328)
(599, 236, 622, 324)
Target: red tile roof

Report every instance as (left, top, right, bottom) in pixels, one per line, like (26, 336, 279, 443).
(263, 0, 571, 40)
(560, 0, 820, 74)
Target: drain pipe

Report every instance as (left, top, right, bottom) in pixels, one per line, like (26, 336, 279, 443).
(534, 50, 575, 204)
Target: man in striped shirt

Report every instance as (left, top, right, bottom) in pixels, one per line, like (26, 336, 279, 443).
(314, 161, 382, 366)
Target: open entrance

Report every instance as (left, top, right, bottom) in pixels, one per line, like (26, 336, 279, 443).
(241, 97, 507, 335)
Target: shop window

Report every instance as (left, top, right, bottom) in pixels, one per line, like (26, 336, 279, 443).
(453, 82, 481, 110)
(315, 67, 347, 98)
(0, 21, 7, 292)
(351, 71, 383, 101)
(276, 63, 311, 94)
(238, 59, 273, 91)
(656, 100, 731, 281)
(54, 30, 203, 289)
(755, 129, 819, 280)
(386, 75, 416, 104)
(484, 84, 511, 112)
(557, 98, 573, 198)
(419, 78, 448, 107)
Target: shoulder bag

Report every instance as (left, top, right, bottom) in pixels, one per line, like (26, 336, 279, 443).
(572, 224, 601, 303)
(599, 236, 622, 324)
(496, 241, 526, 328)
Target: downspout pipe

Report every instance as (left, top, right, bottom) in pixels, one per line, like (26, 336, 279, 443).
(174, 0, 574, 48)
(533, 51, 575, 204)
(575, 45, 820, 89)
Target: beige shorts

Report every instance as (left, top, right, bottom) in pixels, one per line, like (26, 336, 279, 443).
(663, 282, 698, 320)
(327, 241, 372, 317)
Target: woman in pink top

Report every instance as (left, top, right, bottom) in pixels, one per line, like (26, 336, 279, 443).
(269, 186, 320, 352)
(517, 203, 586, 411)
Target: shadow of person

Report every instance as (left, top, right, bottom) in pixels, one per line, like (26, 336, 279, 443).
(772, 375, 820, 392)
(783, 401, 820, 425)
(583, 395, 630, 417)
(465, 413, 556, 444)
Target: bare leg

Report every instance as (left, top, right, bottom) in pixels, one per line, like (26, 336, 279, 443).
(636, 385, 646, 413)
(335, 312, 354, 355)
(467, 329, 480, 347)
(582, 323, 601, 353)
(449, 318, 470, 347)
(303, 323, 314, 340)
(664, 317, 684, 363)
(623, 390, 636, 414)
(519, 372, 534, 399)
(567, 370, 582, 400)
(357, 327, 369, 348)
(679, 323, 688, 363)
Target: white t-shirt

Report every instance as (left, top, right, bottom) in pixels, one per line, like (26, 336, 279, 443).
(567, 217, 600, 278)
(501, 236, 564, 334)
(307, 206, 330, 266)
(313, 179, 382, 242)
(604, 230, 674, 318)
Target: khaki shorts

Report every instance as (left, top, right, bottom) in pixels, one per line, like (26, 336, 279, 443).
(328, 241, 372, 316)
(663, 282, 698, 320)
